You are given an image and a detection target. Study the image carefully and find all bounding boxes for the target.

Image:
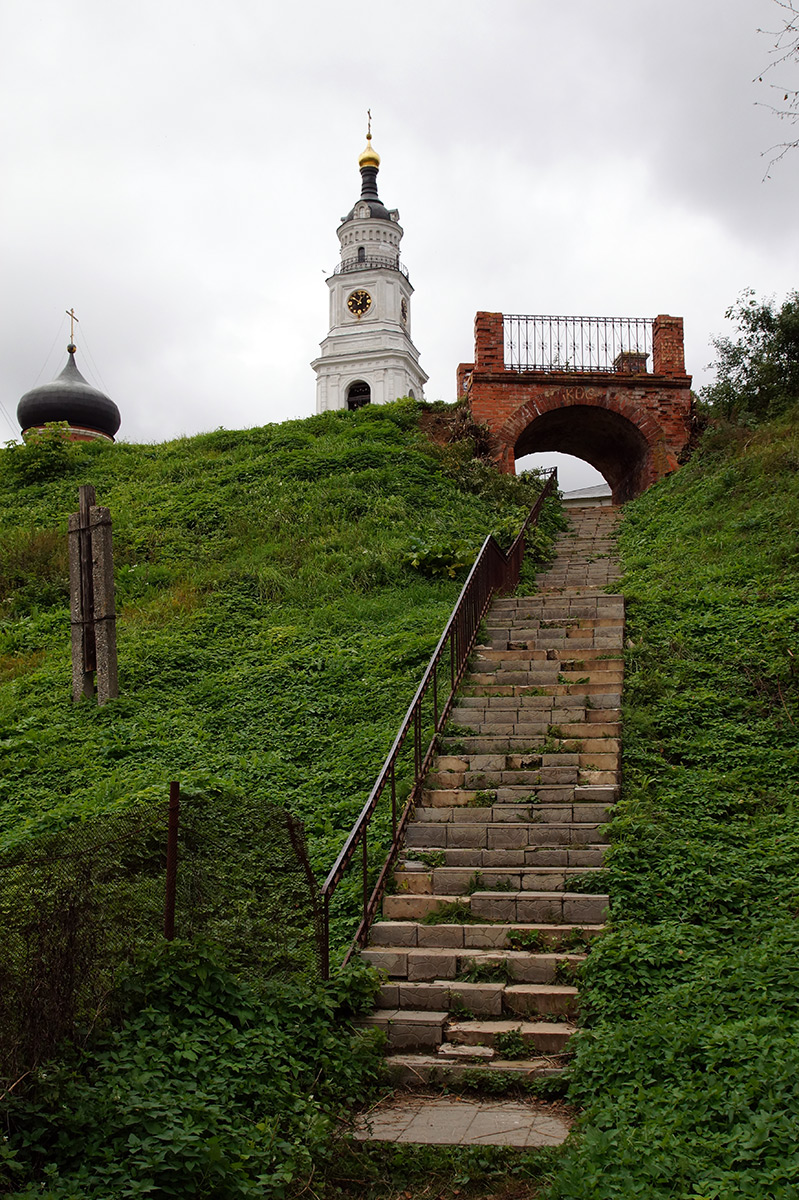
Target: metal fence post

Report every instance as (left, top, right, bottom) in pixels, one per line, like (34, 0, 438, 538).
(164, 782, 180, 940)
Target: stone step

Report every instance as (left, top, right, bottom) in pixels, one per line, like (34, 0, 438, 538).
(405, 821, 606, 848)
(393, 865, 604, 896)
(382, 891, 610, 924)
(433, 745, 621, 767)
(491, 594, 623, 609)
(466, 673, 623, 689)
(490, 609, 623, 622)
(447, 721, 622, 744)
(446, 1018, 575, 1055)
(440, 735, 619, 756)
(428, 761, 616, 787)
(401, 845, 607, 868)
(430, 756, 620, 779)
(471, 649, 624, 664)
(362, 946, 584, 984)
(368, 922, 604, 950)
(373, 979, 579, 1019)
(414, 802, 614, 823)
(359, 1009, 448, 1051)
(384, 1053, 564, 1084)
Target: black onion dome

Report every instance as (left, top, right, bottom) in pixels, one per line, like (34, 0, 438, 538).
(17, 345, 121, 439)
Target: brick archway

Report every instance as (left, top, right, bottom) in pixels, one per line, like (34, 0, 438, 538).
(498, 396, 673, 503)
(459, 311, 693, 503)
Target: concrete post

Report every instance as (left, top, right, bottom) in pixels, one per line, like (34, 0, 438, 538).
(90, 505, 118, 704)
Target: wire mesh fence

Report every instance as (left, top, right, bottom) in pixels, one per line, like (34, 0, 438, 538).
(0, 792, 322, 1089)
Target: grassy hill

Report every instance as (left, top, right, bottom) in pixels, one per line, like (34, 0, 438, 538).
(550, 411, 799, 1200)
(0, 402, 559, 938)
(0, 401, 563, 1197)
(5, 399, 799, 1198)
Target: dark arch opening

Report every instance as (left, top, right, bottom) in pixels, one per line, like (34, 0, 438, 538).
(347, 380, 371, 411)
(357, 246, 365, 262)
(513, 404, 651, 503)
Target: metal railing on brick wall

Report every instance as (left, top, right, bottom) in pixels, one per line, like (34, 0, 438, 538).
(504, 313, 653, 374)
(320, 469, 558, 977)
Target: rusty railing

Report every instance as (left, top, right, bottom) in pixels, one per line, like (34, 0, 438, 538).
(320, 469, 558, 977)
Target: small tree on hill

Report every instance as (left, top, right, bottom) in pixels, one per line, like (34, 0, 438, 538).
(701, 290, 799, 424)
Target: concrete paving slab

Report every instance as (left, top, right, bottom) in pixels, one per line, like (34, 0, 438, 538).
(353, 1095, 571, 1147)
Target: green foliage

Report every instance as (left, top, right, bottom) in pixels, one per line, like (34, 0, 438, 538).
(700, 289, 799, 424)
(412, 849, 446, 869)
(0, 943, 384, 1198)
(468, 788, 497, 807)
(0, 401, 560, 953)
(4, 424, 85, 483)
(324, 1139, 562, 1197)
(405, 534, 481, 578)
(420, 900, 478, 925)
(0, 401, 564, 1197)
(456, 956, 511, 983)
(548, 411, 799, 1198)
(494, 1027, 528, 1059)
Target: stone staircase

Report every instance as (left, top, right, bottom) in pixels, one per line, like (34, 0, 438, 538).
(359, 503, 622, 1083)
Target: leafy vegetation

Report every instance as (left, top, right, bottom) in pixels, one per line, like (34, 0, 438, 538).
(322, 1140, 563, 1198)
(548, 409, 799, 1199)
(0, 400, 563, 1198)
(0, 400, 561, 943)
(0, 943, 384, 1198)
(700, 289, 799, 423)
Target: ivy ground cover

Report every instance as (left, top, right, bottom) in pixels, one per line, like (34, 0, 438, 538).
(549, 413, 799, 1200)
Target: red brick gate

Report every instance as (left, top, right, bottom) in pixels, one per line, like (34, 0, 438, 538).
(458, 311, 693, 502)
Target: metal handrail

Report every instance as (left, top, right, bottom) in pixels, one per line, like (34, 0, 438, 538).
(320, 468, 558, 977)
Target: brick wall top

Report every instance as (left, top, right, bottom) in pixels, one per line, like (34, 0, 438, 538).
(474, 312, 504, 370)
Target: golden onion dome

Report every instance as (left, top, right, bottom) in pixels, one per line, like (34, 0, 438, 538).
(358, 133, 381, 170)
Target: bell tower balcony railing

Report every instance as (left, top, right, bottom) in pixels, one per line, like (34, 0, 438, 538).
(334, 255, 410, 279)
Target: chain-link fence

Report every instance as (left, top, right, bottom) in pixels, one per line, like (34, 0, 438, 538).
(0, 792, 322, 1088)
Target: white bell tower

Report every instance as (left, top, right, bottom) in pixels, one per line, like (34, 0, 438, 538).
(312, 122, 428, 412)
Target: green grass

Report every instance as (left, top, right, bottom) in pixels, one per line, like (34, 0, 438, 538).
(0, 402, 562, 954)
(0, 402, 565, 1199)
(547, 411, 799, 1200)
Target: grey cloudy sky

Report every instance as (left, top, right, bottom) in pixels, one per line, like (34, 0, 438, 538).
(2, 0, 797, 488)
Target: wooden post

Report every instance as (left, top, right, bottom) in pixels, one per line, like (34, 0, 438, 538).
(68, 485, 118, 705)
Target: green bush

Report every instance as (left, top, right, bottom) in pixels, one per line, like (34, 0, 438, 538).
(0, 943, 383, 1199)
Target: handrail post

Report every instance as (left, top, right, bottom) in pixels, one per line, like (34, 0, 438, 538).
(164, 781, 180, 941)
(390, 762, 397, 836)
(362, 829, 368, 934)
(321, 892, 330, 979)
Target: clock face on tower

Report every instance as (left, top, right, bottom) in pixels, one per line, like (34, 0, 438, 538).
(347, 289, 372, 318)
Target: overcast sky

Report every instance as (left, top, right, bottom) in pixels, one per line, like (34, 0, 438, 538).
(2, 0, 797, 488)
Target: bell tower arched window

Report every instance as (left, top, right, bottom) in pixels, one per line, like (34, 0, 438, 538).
(347, 380, 371, 411)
